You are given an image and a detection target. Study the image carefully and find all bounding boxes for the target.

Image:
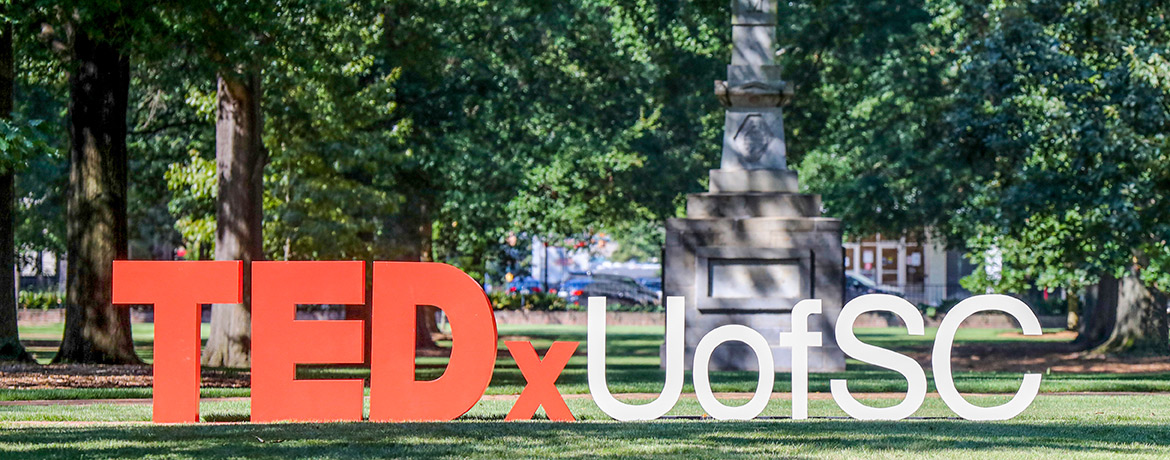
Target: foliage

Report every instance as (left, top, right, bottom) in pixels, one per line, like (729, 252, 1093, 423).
(10, 17, 67, 260)
(148, 1, 409, 262)
(260, 3, 406, 261)
(126, 46, 215, 260)
(391, 0, 727, 274)
(10, 0, 728, 276)
(609, 221, 665, 263)
(791, 0, 1170, 300)
(16, 290, 62, 310)
(487, 292, 572, 312)
(8, 0, 1167, 333)
(944, 0, 1170, 296)
(0, 119, 51, 172)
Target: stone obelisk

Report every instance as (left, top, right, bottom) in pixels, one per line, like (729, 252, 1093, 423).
(662, 0, 845, 371)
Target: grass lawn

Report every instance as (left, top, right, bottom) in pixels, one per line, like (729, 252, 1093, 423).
(5, 322, 1170, 458)
(8, 322, 1170, 401)
(2, 395, 1169, 458)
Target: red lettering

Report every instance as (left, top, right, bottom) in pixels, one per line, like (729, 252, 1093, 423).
(369, 262, 497, 421)
(251, 261, 366, 422)
(112, 261, 241, 423)
(505, 341, 578, 421)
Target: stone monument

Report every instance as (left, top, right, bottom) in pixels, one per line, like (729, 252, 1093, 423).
(663, 0, 845, 371)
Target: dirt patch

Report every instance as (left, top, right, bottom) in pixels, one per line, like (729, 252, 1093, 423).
(6, 337, 1170, 390)
(908, 341, 1170, 374)
(997, 330, 1078, 340)
(0, 364, 249, 389)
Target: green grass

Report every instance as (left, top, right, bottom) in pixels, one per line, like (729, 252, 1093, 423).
(18, 323, 211, 363)
(2, 395, 1170, 458)
(6, 323, 1170, 458)
(9, 323, 1170, 403)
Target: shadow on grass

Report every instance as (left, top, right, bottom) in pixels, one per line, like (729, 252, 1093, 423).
(1, 420, 1167, 458)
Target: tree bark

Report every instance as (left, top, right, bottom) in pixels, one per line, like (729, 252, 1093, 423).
(1074, 273, 1118, 349)
(0, 21, 33, 363)
(0, 174, 32, 363)
(202, 72, 265, 368)
(1091, 267, 1168, 355)
(54, 26, 140, 364)
(412, 200, 441, 349)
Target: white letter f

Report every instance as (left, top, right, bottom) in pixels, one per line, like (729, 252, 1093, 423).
(779, 299, 822, 420)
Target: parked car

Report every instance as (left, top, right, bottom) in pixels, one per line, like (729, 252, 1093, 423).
(845, 273, 903, 302)
(635, 277, 662, 299)
(506, 276, 545, 294)
(561, 274, 659, 307)
(557, 278, 592, 298)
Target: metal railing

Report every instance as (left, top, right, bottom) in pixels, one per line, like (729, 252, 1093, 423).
(853, 283, 974, 307)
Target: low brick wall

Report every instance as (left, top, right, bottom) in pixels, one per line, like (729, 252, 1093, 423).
(17, 308, 64, 324)
(493, 310, 665, 326)
(494, 311, 1066, 329)
(16, 307, 1067, 330)
(19, 308, 155, 324)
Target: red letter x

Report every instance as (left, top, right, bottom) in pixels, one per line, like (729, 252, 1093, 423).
(505, 341, 578, 421)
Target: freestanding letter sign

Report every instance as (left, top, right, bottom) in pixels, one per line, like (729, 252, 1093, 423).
(505, 340, 579, 421)
(778, 299, 823, 420)
(933, 295, 1042, 420)
(693, 324, 775, 420)
(111, 261, 242, 423)
(588, 296, 685, 421)
(252, 261, 368, 422)
(831, 294, 928, 420)
(114, 260, 1046, 424)
(369, 262, 498, 421)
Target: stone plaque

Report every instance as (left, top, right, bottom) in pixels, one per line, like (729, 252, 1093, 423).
(694, 247, 811, 311)
(721, 108, 787, 170)
(707, 258, 802, 298)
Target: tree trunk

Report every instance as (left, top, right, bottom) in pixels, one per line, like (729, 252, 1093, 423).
(1074, 273, 1118, 349)
(0, 174, 31, 363)
(54, 26, 140, 364)
(412, 200, 442, 349)
(0, 21, 32, 363)
(202, 72, 265, 368)
(1091, 267, 1168, 355)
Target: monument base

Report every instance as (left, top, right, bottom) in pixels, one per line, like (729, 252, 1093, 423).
(662, 171, 846, 372)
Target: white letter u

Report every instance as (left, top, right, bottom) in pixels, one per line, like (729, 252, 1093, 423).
(588, 296, 684, 421)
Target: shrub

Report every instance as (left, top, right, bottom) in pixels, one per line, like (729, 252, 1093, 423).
(488, 292, 570, 311)
(1027, 295, 1069, 316)
(19, 291, 64, 310)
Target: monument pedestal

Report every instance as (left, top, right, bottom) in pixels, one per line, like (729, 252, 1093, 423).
(664, 170, 845, 371)
(661, 0, 845, 371)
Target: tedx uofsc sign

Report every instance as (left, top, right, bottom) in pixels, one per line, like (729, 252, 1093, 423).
(113, 261, 1043, 424)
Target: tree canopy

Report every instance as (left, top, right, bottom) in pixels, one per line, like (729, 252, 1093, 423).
(5, 0, 1167, 358)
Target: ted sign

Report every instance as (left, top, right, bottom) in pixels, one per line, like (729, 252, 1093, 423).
(113, 260, 1042, 424)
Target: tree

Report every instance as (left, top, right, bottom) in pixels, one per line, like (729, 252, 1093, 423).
(938, 0, 1169, 354)
(195, 69, 264, 368)
(52, 4, 141, 363)
(171, 0, 404, 366)
(0, 13, 34, 363)
(790, 0, 1170, 354)
(179, 0, 269, 367)
(381, 0, 703, 274)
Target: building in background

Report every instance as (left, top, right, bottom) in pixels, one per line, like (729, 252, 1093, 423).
(18, 251, 64, 292)
(843, 234, 976, 306)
